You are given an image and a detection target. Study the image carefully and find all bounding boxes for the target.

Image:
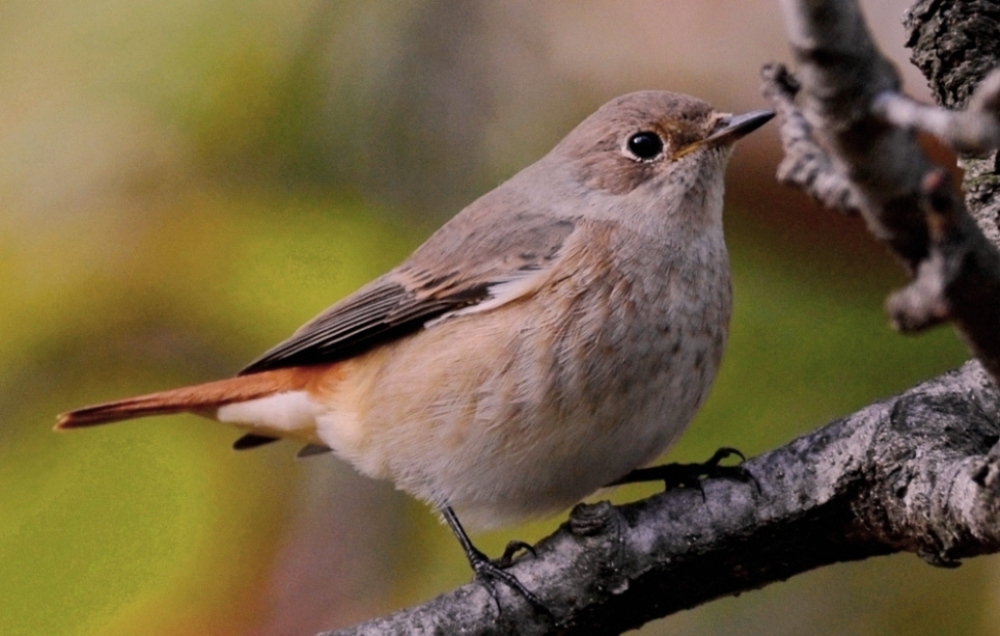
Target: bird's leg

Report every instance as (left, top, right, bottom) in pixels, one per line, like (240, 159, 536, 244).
(607, 447, 758, 493)
(441, 506, 545, 612)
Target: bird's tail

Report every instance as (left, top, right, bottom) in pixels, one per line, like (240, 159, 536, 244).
(55, 369, 308, 429)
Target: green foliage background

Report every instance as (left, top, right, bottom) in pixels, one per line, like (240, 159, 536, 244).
(1, 1, 995, 635)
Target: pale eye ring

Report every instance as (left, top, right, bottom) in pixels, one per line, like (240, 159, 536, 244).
(625, 131, 664, 161)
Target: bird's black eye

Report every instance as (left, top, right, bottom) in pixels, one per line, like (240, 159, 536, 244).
(626, 131, 664, 160)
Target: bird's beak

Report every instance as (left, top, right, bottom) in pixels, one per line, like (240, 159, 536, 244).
(705, 109, 775, 145)
(674, 109, 775, 159)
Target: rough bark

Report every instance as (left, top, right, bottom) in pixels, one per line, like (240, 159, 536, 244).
(905, 0, 1000, 252)
(321, 1, 1000, 634)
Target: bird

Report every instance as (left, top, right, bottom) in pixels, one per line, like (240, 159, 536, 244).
(56, 90, 773, 605)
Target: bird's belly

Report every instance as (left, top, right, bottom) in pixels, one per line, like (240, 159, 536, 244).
(312, 288, 725, 529)
(318, 312, 717, 527)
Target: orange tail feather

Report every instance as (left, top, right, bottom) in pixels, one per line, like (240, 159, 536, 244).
(55, 368, 310, 429)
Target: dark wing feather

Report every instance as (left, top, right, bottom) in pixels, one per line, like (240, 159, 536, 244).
(239, 199, 577, 375)
(239, 276, 489, 374)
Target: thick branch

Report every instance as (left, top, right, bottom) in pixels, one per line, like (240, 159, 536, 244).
(763, 0, 1000, 384)
(326, 362, 1000, 636)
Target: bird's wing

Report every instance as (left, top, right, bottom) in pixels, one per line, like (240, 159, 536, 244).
(239, 209, 576, 375)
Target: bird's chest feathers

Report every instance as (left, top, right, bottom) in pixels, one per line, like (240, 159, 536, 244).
(544, 224, 731, 424)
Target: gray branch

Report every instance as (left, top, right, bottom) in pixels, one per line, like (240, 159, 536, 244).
(762, 0, 1000, 384)
(904, 0, 1000, 250)
(760, 66, 864, 213)
(873, 68, 1000, 156)
(327, 362, 1000, 636)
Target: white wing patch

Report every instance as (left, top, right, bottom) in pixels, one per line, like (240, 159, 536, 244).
(423, 268, 550, 329)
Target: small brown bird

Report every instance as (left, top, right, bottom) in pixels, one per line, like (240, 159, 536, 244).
(57, 91, 772, 603)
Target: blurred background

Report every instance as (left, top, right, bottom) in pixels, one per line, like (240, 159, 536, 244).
(1, 1, 995, 634)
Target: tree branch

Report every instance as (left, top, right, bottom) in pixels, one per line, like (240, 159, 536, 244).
(326, 362, 1000, 636)
(873, 72, 1000, 156)
(762, 0, 1000, 384)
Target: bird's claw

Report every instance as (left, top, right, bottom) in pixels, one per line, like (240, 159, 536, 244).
(609, 446, 759, 496)
(497, 540, 536, 568)
(467, 546, 548, 615)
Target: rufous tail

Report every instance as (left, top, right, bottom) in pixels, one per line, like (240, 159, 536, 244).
(55, 368, 308, 429)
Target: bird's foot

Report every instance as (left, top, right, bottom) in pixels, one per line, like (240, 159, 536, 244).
(441, 507, 548, 614)
(466, 543, 546, 611)
(609, 447, 758, 495)
(497, 539, 537, 568)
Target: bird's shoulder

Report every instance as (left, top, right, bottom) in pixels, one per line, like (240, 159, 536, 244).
(239, 186, 582, 374)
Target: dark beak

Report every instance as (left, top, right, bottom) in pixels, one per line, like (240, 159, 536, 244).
(704, 109, 775, 145)
(673, 109, 774, 159)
